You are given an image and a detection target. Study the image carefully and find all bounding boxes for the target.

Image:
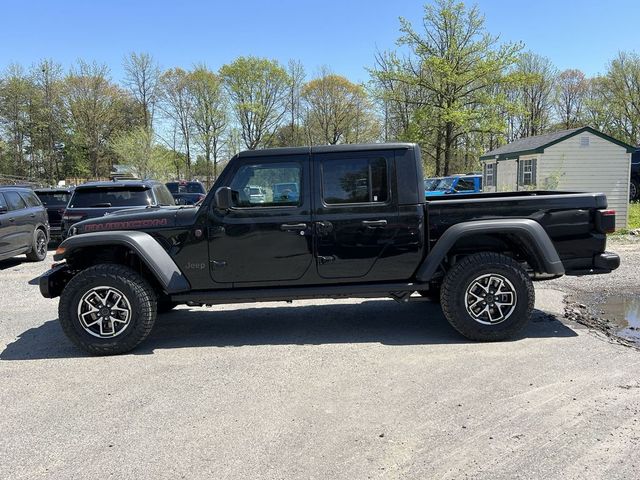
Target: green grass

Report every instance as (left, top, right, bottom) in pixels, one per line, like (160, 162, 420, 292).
(614, 202, 640, 234)
(629, 202, 640, 230)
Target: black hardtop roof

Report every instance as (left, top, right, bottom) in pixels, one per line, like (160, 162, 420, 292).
(74, 179, 161, 190)
(481, 126, 635, 160)
(236, 143, 416, 158)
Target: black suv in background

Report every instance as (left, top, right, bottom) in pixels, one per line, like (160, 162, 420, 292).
(631, 149, 639, 201)
(0, 186, 49, 262)
(35, 188, 73, 241)
(61, 180, 175, 238)
(166, 181, 206, 205)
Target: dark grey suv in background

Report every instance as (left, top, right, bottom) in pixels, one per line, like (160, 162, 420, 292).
(0, 186, 49, 262)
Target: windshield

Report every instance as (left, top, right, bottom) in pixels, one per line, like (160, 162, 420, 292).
(36, 192, 71, 207)
(68, 187, 153, 208)
(435, 177, 456, 190)
(166, 182, 206, 194)
(424, 179, 439, 191)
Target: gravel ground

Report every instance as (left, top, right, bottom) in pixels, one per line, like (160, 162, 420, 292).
(0, 248, 639, 479)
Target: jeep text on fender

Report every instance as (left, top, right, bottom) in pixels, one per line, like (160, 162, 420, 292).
(39, 143, 620, 355)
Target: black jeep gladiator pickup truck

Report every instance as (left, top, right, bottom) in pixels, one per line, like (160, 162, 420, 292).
(39, 143, 620, 355)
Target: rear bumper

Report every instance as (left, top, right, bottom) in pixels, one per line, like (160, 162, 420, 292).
(564, 251, 620, 276)
(39, 264, 71, 298)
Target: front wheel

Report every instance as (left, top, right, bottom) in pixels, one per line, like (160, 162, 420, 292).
(58, 264, 157, 355)
(440, 252, 534, 341)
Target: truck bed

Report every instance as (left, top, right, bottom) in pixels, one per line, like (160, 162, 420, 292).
(426, 191, 609, 273)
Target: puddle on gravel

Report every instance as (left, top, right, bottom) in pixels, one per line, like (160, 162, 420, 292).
(593, 296, 640, 345)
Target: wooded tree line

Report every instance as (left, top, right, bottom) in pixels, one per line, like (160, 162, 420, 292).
(1, 0, 639, 183)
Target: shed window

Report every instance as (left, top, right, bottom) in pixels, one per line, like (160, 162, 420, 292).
(484, 163, 495, 187)
(518, 159, 537, 187)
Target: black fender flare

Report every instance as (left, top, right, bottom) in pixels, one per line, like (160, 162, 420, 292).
(415, 219, 564, 282)
(55, 231, 191, 294)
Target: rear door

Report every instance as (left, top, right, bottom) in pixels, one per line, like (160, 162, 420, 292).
(312, 150, 399, 280)
(208, 154, 313, 284)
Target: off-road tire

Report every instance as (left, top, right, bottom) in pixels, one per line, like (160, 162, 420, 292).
(26, 228, 47, 262)
(440, 252, 534, 341)
(58, 264, 157, 355)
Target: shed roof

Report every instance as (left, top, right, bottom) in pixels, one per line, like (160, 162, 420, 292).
(480, 126, 635, 161)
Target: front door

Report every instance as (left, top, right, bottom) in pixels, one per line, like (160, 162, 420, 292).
(208, 154, 313, 285)
(312, 150, 399, 280)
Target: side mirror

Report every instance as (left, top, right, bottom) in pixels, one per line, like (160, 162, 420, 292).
(0, 205, 7, 215)
(214, 187, 233, 211)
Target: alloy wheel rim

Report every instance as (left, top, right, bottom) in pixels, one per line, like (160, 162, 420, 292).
(631, 182, 637, 201)
(464, 273, 517, 325)
(77, 286, 132, 338)
(37, 232, 47, 257)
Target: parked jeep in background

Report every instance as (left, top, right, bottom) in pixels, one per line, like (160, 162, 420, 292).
(40, 143, 619, 355)
(34, 187, 73, 241)
(0, 186, 49, 262)
(630, 148, 640, 201)
(425, 174, 483, 197)
(60, 180, 175, 238)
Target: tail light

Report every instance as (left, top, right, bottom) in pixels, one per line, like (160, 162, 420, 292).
(595, 209, 616, 234)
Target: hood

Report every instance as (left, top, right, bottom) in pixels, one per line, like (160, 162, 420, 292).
(70, 205, 198, 235)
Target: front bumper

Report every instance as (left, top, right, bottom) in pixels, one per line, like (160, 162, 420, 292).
(39, 264, 71, 298)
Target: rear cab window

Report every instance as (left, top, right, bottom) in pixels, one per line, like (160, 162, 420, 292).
(321, 157, 389, 205)
(68, 187, 153, 208)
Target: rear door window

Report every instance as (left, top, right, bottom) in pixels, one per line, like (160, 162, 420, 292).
(20, 191, 42, 207)
(322, 157, 388, 204)
(68, 188, 153, 208)
(5, 191, 27, 210)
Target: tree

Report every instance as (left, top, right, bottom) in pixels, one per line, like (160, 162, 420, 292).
(511, 52, 556, 138)
(285, 59, 306, 146)
(371, 0, 522, 175)
(112, 127, 174, 179)
(302, 68, 377, 144)
(123, 52, 161, 132)
(188, 66, 227, 183)
(555, 69, 586, 129)
(64, 60, 139, 177)
(0, 64, 32, 177)
(220, 56, 290, 149)
(159, 68, 194, 175)
(600, 52, 640, 145)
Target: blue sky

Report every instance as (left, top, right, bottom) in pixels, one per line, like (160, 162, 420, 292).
(1, 0, 638, 82)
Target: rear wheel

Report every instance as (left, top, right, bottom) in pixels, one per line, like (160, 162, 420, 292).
(440, 252, 534, 341)
(26, 229, 47, 262)
(58, 264, 157, 355)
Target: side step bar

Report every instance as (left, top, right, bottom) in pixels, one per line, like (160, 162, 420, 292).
(171, 281, 430, 305)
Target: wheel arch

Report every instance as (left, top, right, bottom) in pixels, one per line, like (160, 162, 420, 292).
(57, 231, 191, 295)
(416, 219, 564, 282)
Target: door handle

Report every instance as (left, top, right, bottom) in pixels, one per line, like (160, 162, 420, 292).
(280, 223, 308, 232)
(9, 218, 15, 222)
(30, 214, 36, 218)
(361, 219, 387, 227)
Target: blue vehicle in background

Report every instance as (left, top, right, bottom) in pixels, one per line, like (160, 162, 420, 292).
(425, 174, 483, 197)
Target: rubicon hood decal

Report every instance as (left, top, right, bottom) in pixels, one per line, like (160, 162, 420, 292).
(83, 218, 169, 232)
